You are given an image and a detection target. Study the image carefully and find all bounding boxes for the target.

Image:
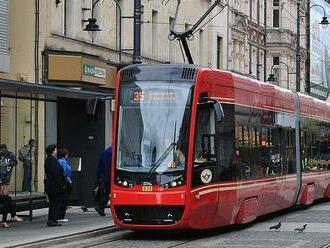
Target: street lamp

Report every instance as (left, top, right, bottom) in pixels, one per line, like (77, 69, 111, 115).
(83, 0, 122, 61)
(267, 73, 276, 82)
(267, 61, 294, 89)
(296, 2, 329, 93)
(84, 18, 101, 39)
(320, 16, 329, 25)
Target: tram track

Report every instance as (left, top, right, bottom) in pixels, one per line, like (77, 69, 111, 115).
(61, 232, 207, 248)
(11, 222, 330, 248)
(64, 226, 243, 248)
(12, 200, 330, 248)
(9, 225, 119, 248)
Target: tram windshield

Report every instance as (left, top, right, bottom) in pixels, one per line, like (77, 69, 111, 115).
(116, 81, 193, 185)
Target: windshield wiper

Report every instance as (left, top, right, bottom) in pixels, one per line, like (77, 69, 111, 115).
(147, 122, 177, 178)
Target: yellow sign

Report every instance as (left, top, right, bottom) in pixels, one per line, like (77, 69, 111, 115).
(142, 185, 153, 192)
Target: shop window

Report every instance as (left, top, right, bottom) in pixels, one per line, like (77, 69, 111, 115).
(0, 97, 38, 196)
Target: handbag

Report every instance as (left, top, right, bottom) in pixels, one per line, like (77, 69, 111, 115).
(93, 182, 105, 202)
(93, 185, 101, 201)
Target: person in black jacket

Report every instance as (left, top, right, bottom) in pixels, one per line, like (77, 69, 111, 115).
(95, 146, 112, 216)
(44, 144, 66, 227)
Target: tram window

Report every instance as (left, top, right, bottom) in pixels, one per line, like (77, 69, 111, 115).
(216, 104, 235, 181)
(194, 107, 216, 161)
(300, 117, 330, 172)
(192, 105, 217, 187)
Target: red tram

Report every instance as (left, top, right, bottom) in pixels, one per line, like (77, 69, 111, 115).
(110, 64, 330, 229)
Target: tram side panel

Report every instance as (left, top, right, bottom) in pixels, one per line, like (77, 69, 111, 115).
(203, 73, 299, 225)
(296, 96, 330, 205)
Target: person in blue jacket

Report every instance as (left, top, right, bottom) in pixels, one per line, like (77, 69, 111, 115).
(57, 148, 72, 222)
(95, 146, 112, 216)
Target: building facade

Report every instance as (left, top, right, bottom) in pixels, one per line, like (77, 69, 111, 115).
(0, 0, 215, 203)
(0, 0, 324, 200)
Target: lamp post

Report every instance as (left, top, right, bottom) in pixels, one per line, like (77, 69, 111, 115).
(267, 61, 294, 89)
(296, 1, 301, 92)
(132, 0, 142, 64)
(296, 2, 329, 93)
(84, 0, 122, 61)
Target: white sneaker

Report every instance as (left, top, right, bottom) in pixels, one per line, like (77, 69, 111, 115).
(2, 222, 10, 228)
(11, 216, 23, 222)
(57, 219, 68, 222)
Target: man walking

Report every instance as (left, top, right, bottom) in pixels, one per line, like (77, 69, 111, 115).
(95, 146, 112, 216)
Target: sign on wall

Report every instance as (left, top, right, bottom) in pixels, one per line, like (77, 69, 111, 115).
(310, 0, 330, 101)
(83, 64, 106, 79)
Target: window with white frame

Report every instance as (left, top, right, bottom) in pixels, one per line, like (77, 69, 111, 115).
(0, 0, 9, 72)
(169, 17, 175, 62)
(273, 0, 280, 28)
(65, 0, 76, 37)
(217, 36, 223, 69)
(152, 10, 159, 59)
(199, 30, 204, 65)
(273, 56, 280, 85)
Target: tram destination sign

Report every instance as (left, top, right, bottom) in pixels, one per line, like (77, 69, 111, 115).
(132, 89, 177, 103)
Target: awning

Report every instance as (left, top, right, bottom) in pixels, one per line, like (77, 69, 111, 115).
(0, 78, 114, 101)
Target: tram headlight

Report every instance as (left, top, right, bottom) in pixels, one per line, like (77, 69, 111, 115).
(170, 181, 177, 187)
(116, 176, 134, 188)
(164, 177, 184, 188)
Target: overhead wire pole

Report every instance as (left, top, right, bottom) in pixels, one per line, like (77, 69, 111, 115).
(169, 0, 222, 64)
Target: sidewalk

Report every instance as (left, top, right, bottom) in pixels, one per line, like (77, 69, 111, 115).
(0, 206, 114, 248)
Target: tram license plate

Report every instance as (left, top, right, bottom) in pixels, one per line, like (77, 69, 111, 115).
(142, 185, 153, 192)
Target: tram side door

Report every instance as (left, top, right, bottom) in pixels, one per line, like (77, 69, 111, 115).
(190, 101, 222, 228)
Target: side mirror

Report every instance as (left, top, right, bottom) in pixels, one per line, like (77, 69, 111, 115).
(200, 97, 224, 122)
(213, 100, 224, 122)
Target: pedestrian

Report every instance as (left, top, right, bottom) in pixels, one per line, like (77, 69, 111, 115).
(44, 144, 66, 227)
(0, 144, 23, 228)
(19, 139, 35, 192)
(95, 146, 112, 216)
(57, 148, 72, 222)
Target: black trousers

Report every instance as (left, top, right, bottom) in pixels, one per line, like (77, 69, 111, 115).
(59, 194, 69, 219)
(0, 195, 16, 222)
(47, 194, 62, 222)
(22, 162, 32, 192)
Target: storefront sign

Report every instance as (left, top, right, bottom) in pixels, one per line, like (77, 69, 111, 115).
(310, 82, 329, 100)
(83, 64, 106, 79)
(48, 54, 116, 88)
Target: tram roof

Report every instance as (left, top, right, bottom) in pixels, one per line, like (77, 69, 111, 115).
(200, 68, 330, 122)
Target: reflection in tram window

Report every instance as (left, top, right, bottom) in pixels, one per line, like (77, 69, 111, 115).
(301, 118, 330, 172)
(234, 105, 297, 181)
